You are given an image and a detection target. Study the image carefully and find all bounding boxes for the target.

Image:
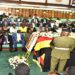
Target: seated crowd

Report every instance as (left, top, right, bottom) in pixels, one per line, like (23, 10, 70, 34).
(0, 13, 75, 75)
(0, 13, 75, 51)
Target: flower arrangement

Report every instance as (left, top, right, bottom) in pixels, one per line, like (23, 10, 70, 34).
(8, 55, 29, 69)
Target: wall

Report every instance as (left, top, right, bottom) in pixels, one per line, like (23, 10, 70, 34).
(0, 7, 75, 19)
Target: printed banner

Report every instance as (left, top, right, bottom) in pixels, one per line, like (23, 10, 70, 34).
(25, 32, 39, 52)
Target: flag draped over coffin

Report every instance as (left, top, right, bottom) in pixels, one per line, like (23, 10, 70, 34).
(33, 36, 53, 71)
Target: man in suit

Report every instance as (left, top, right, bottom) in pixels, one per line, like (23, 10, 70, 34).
(32, 14, 39, 27)
(12, 30, 25, 51)
(50, 29, 75, 73)
(41, 18, 48, 27)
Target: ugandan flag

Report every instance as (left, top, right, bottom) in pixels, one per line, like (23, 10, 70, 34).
(33, 36, 53, 72)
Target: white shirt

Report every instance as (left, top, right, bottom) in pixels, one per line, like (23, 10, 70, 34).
(55, 20, 61, 27)
(51, 23, 55, 28)
(17, 33, 21, 42)
(10, 27, 17, 33)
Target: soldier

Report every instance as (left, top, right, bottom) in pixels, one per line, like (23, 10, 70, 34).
(50, 29, 75, 73)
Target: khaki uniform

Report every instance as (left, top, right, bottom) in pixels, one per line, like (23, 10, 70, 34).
(50, 36, 75, 72)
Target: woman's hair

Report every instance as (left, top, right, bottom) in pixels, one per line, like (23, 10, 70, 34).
(48, 71, 60, 75)
(15, 63, 30, 75)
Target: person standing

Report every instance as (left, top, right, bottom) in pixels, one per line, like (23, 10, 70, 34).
(50, 29, 75, 73)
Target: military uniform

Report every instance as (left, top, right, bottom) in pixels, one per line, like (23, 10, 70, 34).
(50, 36, 75, 72)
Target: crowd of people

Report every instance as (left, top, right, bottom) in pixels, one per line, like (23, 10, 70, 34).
(0, 13, 75, 75)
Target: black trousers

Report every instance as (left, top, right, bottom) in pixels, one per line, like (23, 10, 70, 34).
(36, 47, 52, 72)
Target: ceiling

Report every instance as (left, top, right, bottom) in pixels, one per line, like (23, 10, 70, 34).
(0, 0, 75, 12)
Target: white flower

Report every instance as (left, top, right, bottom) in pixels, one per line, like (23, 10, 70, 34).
(8, 56, 28, 69)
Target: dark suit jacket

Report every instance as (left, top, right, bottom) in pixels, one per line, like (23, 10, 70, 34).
(72, 28, 75, 33)
(41, 18, 48, 24)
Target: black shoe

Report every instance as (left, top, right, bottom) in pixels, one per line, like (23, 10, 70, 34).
(22, 47, 27, 52)
(10, 50, 14, 52)
(9, 48, 14, 52)
(13, 48, 18, 52)
(14, 49, 17, 52)
(0, 48, 2, 51)
(22, 49, 25, 52)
